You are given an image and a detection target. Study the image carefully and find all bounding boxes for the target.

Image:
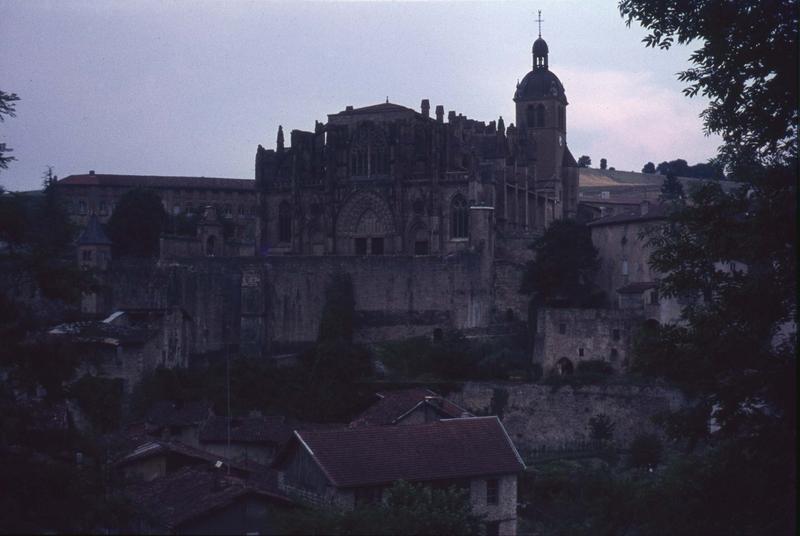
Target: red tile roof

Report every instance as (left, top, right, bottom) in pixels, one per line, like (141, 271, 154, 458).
(279, 416, 525, 488)
(125, 465, 291, 530)
(349, 388, 470, 427)
(57, 173, 254, 191)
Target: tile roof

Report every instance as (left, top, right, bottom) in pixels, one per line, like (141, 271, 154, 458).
(349, 388, 470, 427)
(280, 416, 525, 488)
(115, 438, 268, 476)
(199, 415, 292, 445)
(125, 465, 291, 530)
(144, 400, 212, 428)
(617, 281, 659, 294)
(57, 173, 254, 191)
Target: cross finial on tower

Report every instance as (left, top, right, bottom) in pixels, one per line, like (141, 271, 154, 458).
(536, 10, 543, 38)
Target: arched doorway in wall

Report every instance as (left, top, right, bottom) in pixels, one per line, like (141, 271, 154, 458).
(335, 190, 396, 254)
(556, 357, 574, 376)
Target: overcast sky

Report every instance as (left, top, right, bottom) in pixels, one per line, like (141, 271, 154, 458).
(1, 0, 721, 191)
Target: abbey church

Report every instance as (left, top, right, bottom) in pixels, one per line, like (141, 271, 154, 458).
(255, 33, 578, 257)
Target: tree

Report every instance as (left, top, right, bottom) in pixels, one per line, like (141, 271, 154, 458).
(656, 158, 689, 176)
(588, 413, 615, 443)
(642, 161, 656, 173)
(106, 188, 167, 258)
(620, 1, 797, 532)
(599, 158, 607, 170)
(659, 173, 684, 201)
(0, 90, 20, 171)
(520, 219, 602, 308)
(577, 155, 591, 167)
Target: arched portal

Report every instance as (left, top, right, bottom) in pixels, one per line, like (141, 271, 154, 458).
(556, 357, 574, 376)
(336, 191, 395, 255)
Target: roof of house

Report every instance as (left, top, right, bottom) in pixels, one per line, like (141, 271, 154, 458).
(199, 415, 292, 445)
(115, 438, 268, 476)
(57, 173, 254, 191)
(48, 320, 155, 346)
(125, 465, 291, 530)
(617, 281, 659, 294)
(277, 416, 525, 488)
(349, 388, 471, 427)
(586, 203, 670, 227)
(144, 400, 213, 428)
(76, 214, 112, 245)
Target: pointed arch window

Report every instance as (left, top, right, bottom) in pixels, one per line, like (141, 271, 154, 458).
(451, 195, 469, 239)
(278, 202, 292, 243)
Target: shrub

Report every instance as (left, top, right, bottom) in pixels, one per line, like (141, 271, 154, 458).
(629, 433, 663, 469)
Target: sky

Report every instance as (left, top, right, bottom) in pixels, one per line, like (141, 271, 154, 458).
(0, 0, 722, 192)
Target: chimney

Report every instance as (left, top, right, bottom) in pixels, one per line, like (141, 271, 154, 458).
(448, 110, 456, 123)
(276, 126, 284, 153)
(89, 170, 95, 175)
(435, 105, 444, 123)
(345, 105, 354, 111)
(420, 99, 430, 118)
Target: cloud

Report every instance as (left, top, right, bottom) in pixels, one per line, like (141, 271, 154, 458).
(558, 67, 722, 170)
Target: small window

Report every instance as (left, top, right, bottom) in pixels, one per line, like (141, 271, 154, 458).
(79, 200, 87, 215)
(612, 329, 620, 341)
(486, 478, 499, 505)
(610, 348, 619, 361)
(355, 237, 368, 255)
(578, 348, 584, 357)
(99, 201, 108, 215)
(650, 290, 659, 305)
(371, 237, 384, 255)
(82, 250, 92, 262)
(559, 323, 566, 335)
(621, 260, 629, 275)
(451, 195, 469, 239)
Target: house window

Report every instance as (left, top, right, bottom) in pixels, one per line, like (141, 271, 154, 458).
(612, 329, 620, 341)
(451, 195, 469, 239)
(278, 202, 292, 243)
(578, 348, 584, 357)
(559, 323, 566, 335)
(79, 200, 87, 215)
(486, 478, 499, 505)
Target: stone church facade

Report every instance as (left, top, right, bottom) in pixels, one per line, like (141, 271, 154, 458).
(255, 35, 578, 260)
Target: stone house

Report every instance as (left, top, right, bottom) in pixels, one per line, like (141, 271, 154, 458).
(349, 387, 471, 427)
(136, 399, 214, 447)
(273, 416, 526, 535)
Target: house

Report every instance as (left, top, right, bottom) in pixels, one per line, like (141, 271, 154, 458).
(124, 465, 293, 535)
(349, 387, 471, 427)
(273, 416, 526, 535)
(114, 438, 265, 483)
(198, 415, 292, 465)
(134, 399, 214, 446)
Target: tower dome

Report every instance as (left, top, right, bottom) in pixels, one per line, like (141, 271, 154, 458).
(532, 37, 549, 58)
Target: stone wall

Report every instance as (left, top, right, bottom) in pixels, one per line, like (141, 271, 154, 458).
(447, 382, 685, 451)
(469, 474, 519, 535)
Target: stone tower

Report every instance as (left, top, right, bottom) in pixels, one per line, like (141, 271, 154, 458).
(513, 28, 568, 194)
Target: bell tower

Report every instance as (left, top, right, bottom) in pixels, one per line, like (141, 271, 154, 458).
(513, 11, 568, 185)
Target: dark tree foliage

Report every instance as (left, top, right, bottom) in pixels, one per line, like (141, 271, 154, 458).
(274, 480, 482, 535)
(0, 90, 20, 170)
(520, 219, 602, 308)
(656, 158, 724, 179)
(620, 0, 797, 532)
(659, 173, 684, 201)
(656, 158, 689, 176)
(620, 0, 798, 171)
(641, 161, 656, 173)
(317, 272, 356, 343)
(628, 433, 663, 469)
(577, 155, 591, 167)
(106, 188, 167, 258)
(599, 158, 607, 170)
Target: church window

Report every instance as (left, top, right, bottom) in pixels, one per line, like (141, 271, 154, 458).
(621, 260, 629, 275)
(238, 205, 245, 217)
(536, 104, 546, 127)
(451, 195, 469, 239)
(579, 348, 584, 357)
(558, 106, 565, 130)
(526, 105, 536, 128)
(486, 478, 499, 505)
(610, 348, 619, 361)
(278, 202, 292, 243)
(224, 204, 232, 217)
(205, 235, 216, 256)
